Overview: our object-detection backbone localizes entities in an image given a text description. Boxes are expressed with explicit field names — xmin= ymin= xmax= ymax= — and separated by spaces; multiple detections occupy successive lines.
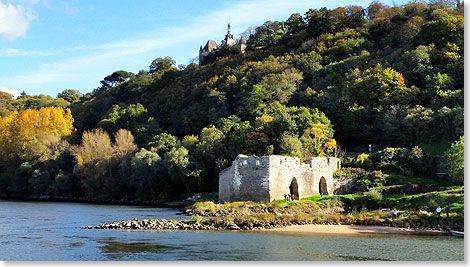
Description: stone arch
xmin=319 ymin=176 xmax=328 ymax=196
xmin=289 ymin=178 xmax=299 ymax=200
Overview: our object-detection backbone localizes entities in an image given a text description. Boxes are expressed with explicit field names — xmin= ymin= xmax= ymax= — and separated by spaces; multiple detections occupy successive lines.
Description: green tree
xmin=57 ymin=89 xmax=82 ymax=104
xmin=346 ymin=64 xmax=414 ymax=107
xmin=445 ymin=136 xmax=464 ymax=181
xmin=164 ymin=146 xmax=190 ymax=193
xmin=279 ymin=134 xmax=303 ymax=160
xmin=149 ymin=57 xmax=175 ymax=74
xmin=130 ymin=148 xmax=165 ymax=200
xmin=247 ymin=21 xmax=286 ymax=50
xmin=147 ymin=132 xmax=180 ymax=154
xmin=100 ymin=71 xmax=135 ymax=89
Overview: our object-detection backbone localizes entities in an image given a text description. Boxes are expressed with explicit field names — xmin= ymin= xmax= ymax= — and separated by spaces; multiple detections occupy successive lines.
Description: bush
xmin=333 ymin=167 xmax=366 ymax=178
xmin=445 ymin=136 xmax=464 ymax=182
xmin=369 ymin=147 xmax=436 ymax=177
xmin=364 ymin=188 xmax=382 ymax=202
xmin=334 ymin=167 xmax=385 ymax=191
xmin=355 ymin=153 xmax=370 ymax=166
xmin=356 ymin=170 xmax=385 ymax=191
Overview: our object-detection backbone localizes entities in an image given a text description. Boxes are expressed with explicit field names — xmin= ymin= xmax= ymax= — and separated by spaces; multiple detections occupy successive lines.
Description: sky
xmin=0 ymin=0 xmax=410 ymax=98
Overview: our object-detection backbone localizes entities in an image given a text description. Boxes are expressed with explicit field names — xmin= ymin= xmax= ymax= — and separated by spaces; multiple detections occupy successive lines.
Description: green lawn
xmin=297 ymin=186 xmax=464 ymax=213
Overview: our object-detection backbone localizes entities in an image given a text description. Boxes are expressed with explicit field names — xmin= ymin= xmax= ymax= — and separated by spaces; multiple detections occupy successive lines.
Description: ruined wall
xmin=219 ymin=155 xmax=270 ymax=202
xmin=268 ymin=156 xmax=340 ymax=201
xmin=219 ymin=155 xmax=341 ymax=202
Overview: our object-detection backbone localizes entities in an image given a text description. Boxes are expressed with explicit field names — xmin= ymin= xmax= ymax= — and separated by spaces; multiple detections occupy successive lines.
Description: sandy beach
xmin=260 ymin=224 xmax=447 ymax=236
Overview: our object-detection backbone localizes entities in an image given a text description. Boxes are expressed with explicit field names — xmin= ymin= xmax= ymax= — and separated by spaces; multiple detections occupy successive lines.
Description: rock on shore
xmin=81 ymin=217 xmax=279 ymax=231
xmin=82 ymin=218 xmax=229 ymax=231
xmin=82 ymin=218 xmax=453 ymax=233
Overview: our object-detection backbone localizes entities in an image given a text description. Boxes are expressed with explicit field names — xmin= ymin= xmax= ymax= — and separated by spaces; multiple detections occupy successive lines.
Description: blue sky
xmin=0 ymin=0 xmax=409 ymax=98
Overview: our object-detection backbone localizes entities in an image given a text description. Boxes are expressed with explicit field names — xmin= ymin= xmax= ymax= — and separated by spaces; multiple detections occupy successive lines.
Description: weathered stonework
xmin=219 ymin=154 xmax=341 ymax=202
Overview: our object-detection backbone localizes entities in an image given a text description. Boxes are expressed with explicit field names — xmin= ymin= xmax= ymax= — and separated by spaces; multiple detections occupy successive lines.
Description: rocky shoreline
xmin=82 ymin=218 xmax=264 ymax=231
xmin=81 ymin=217 xmax=449 ymax=233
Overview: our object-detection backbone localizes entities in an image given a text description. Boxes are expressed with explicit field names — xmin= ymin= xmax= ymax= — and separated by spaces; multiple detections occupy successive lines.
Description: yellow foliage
xmin=356 ymin=153 xmax=369 ymax=164
xmin=182 ymin=135 xmax=199 ymax=147
xmin=256 ymin=114 xmax=275 ymax=123
xmin=383 ymin=67 xmax=406 ymax=88
xmin=0 ymin=107 xmax=74 ymax=160
xmin=308 ymin=123 xmax=327 ymax=139
xmin=75 ymin=154 xmax=83 ymax=166
xmin=325 ymin=139 xmax=337 ymax=152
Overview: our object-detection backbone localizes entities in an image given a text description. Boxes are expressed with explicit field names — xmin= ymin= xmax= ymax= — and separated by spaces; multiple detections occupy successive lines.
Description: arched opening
xmin=289 ymin=178 xmax=299 ymax=200
xmin=319 ymin=177 xmax=328 ymax=196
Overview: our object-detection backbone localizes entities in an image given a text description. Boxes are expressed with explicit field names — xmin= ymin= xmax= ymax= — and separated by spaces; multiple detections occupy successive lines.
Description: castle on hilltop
xmin=199 ymin=22 xmax=246 ymax=65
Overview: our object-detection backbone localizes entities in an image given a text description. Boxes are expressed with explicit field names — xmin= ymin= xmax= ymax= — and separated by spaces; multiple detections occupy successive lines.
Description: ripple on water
xmin=69 ymin=242 xmax=84 ymax=247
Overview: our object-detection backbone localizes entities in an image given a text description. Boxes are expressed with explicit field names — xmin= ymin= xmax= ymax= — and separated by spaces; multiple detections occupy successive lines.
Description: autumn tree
xmin=0 ymin=107 xmax=74 ymax=162
xmin=114 ymin=129 xmax=138 ymax=159
xmin=72 ymin=129 xmax=114 ymax=195
xmin=345 ymin=64 xmax=414 ymax=107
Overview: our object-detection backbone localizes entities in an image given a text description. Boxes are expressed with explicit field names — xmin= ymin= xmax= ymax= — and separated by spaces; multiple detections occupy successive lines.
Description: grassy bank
xmin=185 ymin=186 xmax=464 ymax=231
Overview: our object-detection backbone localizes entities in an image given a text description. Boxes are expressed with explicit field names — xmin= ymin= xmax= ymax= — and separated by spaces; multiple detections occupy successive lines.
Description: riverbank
xmin=184 ymin=199 xmax=464 ymax=232
xmin=260 ymin=224 xmax=447 ymax=236
xmin=85 ymin=218 xmax=449 ymax=237
xmin=0 ymin=195 xmax=188 ymax=208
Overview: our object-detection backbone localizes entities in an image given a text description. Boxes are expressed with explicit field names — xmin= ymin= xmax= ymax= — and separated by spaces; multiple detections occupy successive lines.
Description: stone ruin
xmin=219 ymin=154 xmax=341 ymax=202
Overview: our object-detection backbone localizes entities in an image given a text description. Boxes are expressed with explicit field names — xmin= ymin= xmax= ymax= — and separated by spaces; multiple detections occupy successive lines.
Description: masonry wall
xmin=219 ymin=154 xmax=341 ymax=202
xmin=268 ymin=156 xmax=340 ymax=201
xmin=219 ymin=155 xmax=271 ymax=202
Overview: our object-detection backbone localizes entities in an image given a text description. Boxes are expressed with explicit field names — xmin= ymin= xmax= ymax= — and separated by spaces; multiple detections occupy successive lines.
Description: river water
xmin=0 ymin=200 xmax=464 ymax=261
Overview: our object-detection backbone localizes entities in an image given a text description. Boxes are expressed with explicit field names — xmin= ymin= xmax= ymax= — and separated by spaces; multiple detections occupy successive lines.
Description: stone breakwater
xmin=82 ymin=218 xmax=453 ymax=233
xmin=81 ymin=218 xmax=278 ymax=231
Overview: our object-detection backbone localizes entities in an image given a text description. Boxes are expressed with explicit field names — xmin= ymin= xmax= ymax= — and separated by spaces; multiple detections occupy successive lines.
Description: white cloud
xmin=0 ymin=47 xmax=52 ymax=56
xmin=0 ymin=1 xmax=36 ymax=41
xmin=0 ymin=86 xmax=20 ymax=98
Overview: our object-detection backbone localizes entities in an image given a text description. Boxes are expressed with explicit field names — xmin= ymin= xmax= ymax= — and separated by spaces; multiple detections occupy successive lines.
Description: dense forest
xmin=0 ymin=1 xmax=464 ymax=203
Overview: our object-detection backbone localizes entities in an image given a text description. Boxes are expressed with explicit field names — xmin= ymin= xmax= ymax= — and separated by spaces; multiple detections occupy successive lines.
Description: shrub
xmin=369 ymin=147 xmax=435 ymax=177
xmin=445 ymin=136 xmax=464 ymax=182
xmin=333 ymin=167 xmax=366 ymax=178
xmin=356 ymin=153 xmax=369 ymax=165
xmin=364 ymin=188 xmax=382 ymax=202
xmin=327 ymin=197 xmax=344 ymax=208
xmin=356 ymin=170 xmax=385 ymax=191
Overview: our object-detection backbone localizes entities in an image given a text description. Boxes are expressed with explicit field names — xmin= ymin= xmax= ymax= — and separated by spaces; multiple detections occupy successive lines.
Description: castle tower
xmin=227 ymin=22 xmax=232 ymax=36
xmin=199 ymin=21 xmax=244 ymax=65
xmin=223 ymin=22 xmax=236 ymax=46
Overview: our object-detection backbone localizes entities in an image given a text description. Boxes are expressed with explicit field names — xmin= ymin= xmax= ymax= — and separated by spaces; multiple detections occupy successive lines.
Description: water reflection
xmin=98 ymin=239 xmax=179 ymax=260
